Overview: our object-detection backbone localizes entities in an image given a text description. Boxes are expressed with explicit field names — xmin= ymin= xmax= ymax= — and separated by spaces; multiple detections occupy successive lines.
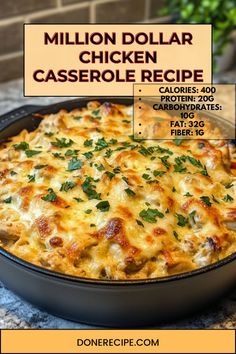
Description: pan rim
xmin=0 ymin=96 xmax=236 ymax=286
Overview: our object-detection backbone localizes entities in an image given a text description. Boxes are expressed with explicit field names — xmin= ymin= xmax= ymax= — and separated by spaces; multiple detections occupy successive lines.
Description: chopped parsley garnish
xmin=200 ymin=196 xmax=212 ymax=207
xmin=109 ymin=139 xmax=117 ymax=144
xmin=82 ymin=177 xmax=101 ymax=200
xmin=113 ymin=167 xmax=121 ymax=174
xmin=41 ymin=188 xmax=57 ymax=202
xmin=153 ymin=170 xmax=165 ymax=177
xmin=159 ymin=155 xmax=170 ymax=169
xmin=85 ymin=209 xmax=92 ymax=214
xmin=156 ymin=145 xmax=173 ymax=155
xmin=67 ymin=157 xmax=83 ymax=171
xmin=184 ymin=192 xmax=193 ymax=197
xmin=139 ymin=208 xmax=164 ymax=223
xmin=200 ymin=167 xmax=209 ymax=176
xmin=35 ymin=164 xmax=48 ymax=169
xmin=74 ymin=197 xmax=84 ymax=203
xmin=173 ymin=231 xmax=180 ymax=241
xmin=122 ymin=176 xmax=129 ymax=184
xmin=223 ymin=194 xmax=234 ymax=202
xmin=186 ymin=156 xmax=202 ymax=168
xmin=175 ymin=213 xmax=188 ymax=227
xmin=172 ymin=186 xmax=176 ymax=192
xmin=60 ymin=181 xmax=76 ymax=192
xmin=142 ymin=173 xmax=151 ymax=180
xmin=73 ymin=116 xmax=82 ymax=121
xmin=173 ymin=158 xmax=187 ymax=173
xmin=115 ymin=146 xmax=127 ymax=152
xmin=13 ymin=142 xmax=29 ymax=150
xmin=138 ymin=145 xmax=152 ymax=157
xmin=25 ymin=150 xmax=41 ymax=158
xmin=83 ymin=151 xmax=93 ymax=160
xmin=44 ymin=131 xmax=54 ymax=137
xmin=27 ymin=174 xmax=35 ymax=183
xmin=124 ymin=188 xmax=136 ymax=196
xmin=224 ymin=182 xmax=234 ymax=189
xmin=52 ymin=152 xmax=65 ymax=160
xmin=10 ymin=171 xmax=17 ymax=176
xmin=3 ymin=196 xmax=12 ymax=204
xmin=65 ymin=149 xmax=78 ymax=156
xmin=84 ymin=139 xmax=93 ymax=147
xmin=91 ymin=109 xmax=101 ymax=119
xmin=189 ymin=210 xmax=196 ymax=225
xmin=212 ymin=195 xmax=220 ymax=204
xmin=51 ymin=138 xmax=74 ymax=148
xmin=96 ymin=200 xmax=110 ymax=212
xmin=95 ymin=164 xmax=105 ymax=171
xmin=105 ymin=171 xmax=115 ymax=180
xmin=104 ymin=149 xmax=113 ymax=158
xmin=173 ymin=139 xmax=183 ymax=146
xmin=136 ymin=219 xmax=144 ymax=227
xmin=122 ymin=119 xmax=130 ymax=123
xmin=95 ymin=138 xmax=108 ymax=151
xmin=175 ymin=156 xmax=185 ymax=164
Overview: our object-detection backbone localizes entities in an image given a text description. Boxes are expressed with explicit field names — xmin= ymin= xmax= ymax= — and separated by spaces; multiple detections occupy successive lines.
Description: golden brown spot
xmin=127 ymin=174 xmax=141 ymax=185
xmin=0 ymin=169 xmax=9 ymax=179
xmin=96 ymin=217 xmax=133 ymax=250
xmin=51 ymin=196 xmax=67 ymax=208
xmin=35 ymin=216 xmax=51 ymax=238
xmin=167 ymin=197 xmax=174 ymax=208
xmin=19 ymin=186 xmax=33 ymax=211
xmin=162 ymin=250 xmax=174 ymax=265
xmin=18 ymin=160 xmax=34 ymax=169
xmin=145 ymin=235 xmax=154 ymax=243
xmin=231 ymin=162 xmax=236 ymax=169
xmin=19 ymin=185 xmax=33 ymax=196
xmin=44 ymin=165 xmax=57 ymax=173
xmin=153 ymin=227 xmax=166 ymax=236
xmin=66 ymin=242 xmax=81 ymax=261
xmin=128 ymin=246 xmax=140 ymax=257
xmin=152 ymin=184 xmax=164 ymax=192
xmin=115 ymin=151 xmax=139 ymax=164
xmin=117 ymin=205 xmax=133 ymax=218
xmin=195 ymin=187 xmax=203 ymax=193
xmin=226 ymin=208 xmax=236 ymax=219
xmin=104 ymin=217 xmax=123 ymax=239
xmin=49 ymin=236 xmax=63 ymax=247
xmin=52 ymin=212 xmax=67 ymax=232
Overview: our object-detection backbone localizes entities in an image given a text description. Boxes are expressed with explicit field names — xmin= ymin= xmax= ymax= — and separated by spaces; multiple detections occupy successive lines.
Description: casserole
xmin=0 ymin=97 xmax=235 ymax=326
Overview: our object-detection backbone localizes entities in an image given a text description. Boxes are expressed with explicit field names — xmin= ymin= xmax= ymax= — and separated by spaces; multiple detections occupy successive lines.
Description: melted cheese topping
xmin=0 ymin=101 xmax=235 ymax=280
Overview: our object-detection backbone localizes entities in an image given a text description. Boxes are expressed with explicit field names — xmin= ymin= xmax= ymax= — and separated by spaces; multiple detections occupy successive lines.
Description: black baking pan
xmin=0 ymin=97 xmax=235 ymax=327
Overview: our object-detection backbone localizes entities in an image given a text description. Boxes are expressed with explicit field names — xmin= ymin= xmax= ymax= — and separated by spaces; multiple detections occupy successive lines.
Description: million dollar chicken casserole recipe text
xmin=0 ymin=101 xmax=235 ymax=280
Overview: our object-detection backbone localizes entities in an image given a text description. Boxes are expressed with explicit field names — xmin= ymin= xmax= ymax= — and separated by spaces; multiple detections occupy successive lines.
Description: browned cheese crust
xmin=0 ymin=101 xmax=235 ymax=279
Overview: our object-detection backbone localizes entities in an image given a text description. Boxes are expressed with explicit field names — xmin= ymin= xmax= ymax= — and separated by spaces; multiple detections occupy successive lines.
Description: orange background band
xmin=1 ymin=329 xmax=235 ymax=353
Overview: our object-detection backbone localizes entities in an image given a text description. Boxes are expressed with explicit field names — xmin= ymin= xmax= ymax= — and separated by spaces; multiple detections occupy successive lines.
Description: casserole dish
xmin=0 ymin=97 xmax=235 ymax=327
